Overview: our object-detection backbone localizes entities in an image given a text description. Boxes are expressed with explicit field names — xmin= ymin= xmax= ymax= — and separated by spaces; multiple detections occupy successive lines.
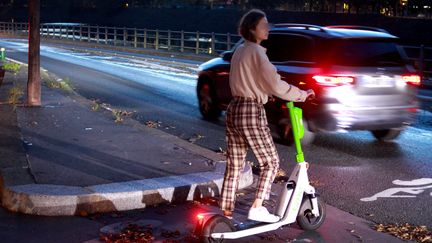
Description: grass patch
xmin=3 ymin=62 xmax=21 ymax=74
xmin=45 ymin=77 xmax=73 ymax=91
xmin=8 ymin=86 xmax=24 ymax=105
xmin=111 ymin=109 xmax=133 ymax=123
xmin=91 ymin=100 xmax=100 ymax=112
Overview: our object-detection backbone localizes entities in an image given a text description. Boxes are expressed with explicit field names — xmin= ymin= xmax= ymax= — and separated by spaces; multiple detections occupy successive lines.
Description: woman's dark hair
xmin=238 ymin=9 xmax=266 ymax=43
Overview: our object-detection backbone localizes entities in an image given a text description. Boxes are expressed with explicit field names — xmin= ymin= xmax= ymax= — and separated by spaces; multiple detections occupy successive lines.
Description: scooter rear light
xmin=313 ymin=75 xmax=355 ymax=87
xmin=402 ymin=75 xmax=421 ymax=86
xmin=197 ymin=214 xmax=204 ymax=220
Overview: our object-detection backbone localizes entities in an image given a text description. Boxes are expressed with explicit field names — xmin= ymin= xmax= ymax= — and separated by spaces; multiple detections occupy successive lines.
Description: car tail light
xmin=402 ymin=75 xmax=421 ymax=86
xmin=312 ymin=75 xmax=355 ymax=87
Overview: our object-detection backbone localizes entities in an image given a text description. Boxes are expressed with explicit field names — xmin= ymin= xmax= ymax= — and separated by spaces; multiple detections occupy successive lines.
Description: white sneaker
xmin=247 ymin=206 xmax=280 ymax=223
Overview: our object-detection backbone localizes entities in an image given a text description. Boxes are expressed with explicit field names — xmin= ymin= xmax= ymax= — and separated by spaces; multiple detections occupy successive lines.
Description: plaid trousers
xmin=220 ymin=97 xmax=280 ymax=212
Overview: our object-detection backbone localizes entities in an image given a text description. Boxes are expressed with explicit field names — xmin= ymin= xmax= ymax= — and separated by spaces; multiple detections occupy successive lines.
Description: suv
xmin=197 ymin=24 xmax=420 ymax=144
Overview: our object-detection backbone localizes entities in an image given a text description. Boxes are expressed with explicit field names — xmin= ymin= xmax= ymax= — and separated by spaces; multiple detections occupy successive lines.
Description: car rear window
xmin=262 ymin=34 xmax=315 ymax=63
xmin=328 ymin=39 xmax=407 ymax=67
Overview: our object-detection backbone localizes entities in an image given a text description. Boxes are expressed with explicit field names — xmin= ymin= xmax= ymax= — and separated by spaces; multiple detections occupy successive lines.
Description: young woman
xmin=220 ymin=9 xmax=315 ymax=223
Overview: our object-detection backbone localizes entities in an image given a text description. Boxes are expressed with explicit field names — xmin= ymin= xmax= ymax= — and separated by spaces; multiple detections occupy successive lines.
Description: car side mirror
xmin=221 ymin=51 xmax=233 ymax=62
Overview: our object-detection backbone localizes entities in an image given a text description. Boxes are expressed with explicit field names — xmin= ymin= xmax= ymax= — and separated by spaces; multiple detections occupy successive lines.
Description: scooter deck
xmin=234 ymin=220 xmax=268 ymax=231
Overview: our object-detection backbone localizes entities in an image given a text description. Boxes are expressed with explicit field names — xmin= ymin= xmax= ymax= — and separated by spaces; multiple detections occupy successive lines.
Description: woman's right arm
xmin=255 ymin=48 xmax=309 ymax=102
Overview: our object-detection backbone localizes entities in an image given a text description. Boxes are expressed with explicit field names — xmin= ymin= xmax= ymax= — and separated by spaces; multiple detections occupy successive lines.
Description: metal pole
xmin=87 ymin=26 xmax=91 ymax=42
xmin=105 ymin=27 xmax=108 ymax=44
xmin=96 ymin=26 xmax=100 ymax=44
xmin=143 ymin=29 xmax=147 ymax=48
xmin=72 ymin=26 xmax=75 ymax=41
xmin=211 ymin=32 xmax=215 ymax=54
xmin=168 ymin=30 xmax=171 ymax=50
xmin=181 ymin=30 xmax=184 ymax=52
xmin=155 ymin=29 xmax=159 ymax=50
xmin=419 ymin=45 xmax=425 ymax=83
xmin=196 ymin=31 xmax=200 ymax=54
xmin=134 ymin=28 xmax=137 ymax=48
xmin=28 ymin=0 xmax=41 ymax=106
xmin=123 ymin=27 xmax=127 ymax=46
xmin=114 ymin=27 xmax=117 ymax=46
xmin=227 ymin=33 xmax=231 ymax=50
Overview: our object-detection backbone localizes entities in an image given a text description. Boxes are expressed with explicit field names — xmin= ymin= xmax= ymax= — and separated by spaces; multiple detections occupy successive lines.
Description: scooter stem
xmin=287 ymin=102 xmax=304 ymax=163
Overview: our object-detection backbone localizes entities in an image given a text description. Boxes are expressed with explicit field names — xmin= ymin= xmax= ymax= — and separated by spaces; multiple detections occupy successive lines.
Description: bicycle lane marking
xmin=360 ymin=178 xmax=432 ymax=202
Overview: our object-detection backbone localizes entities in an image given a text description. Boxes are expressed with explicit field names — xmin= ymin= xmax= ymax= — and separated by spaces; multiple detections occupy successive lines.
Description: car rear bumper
xmin=312 ymin=104 xmax=418 ymax=132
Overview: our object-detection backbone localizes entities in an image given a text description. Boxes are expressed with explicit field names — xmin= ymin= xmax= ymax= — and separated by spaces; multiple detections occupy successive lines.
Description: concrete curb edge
xmin=1 ymin=161 xmax=253 ymax=216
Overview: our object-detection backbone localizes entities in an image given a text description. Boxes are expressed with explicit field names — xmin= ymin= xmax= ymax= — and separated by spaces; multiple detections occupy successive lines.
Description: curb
xmin=1 ymin=161 xmax=253 ymax=216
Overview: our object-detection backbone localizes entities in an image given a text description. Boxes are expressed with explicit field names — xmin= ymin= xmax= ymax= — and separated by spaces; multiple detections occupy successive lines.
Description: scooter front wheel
xmin=297 ymin=196 xmax=326 ymax=231
xmin=202 ymin=215 xmax=236 ymax=242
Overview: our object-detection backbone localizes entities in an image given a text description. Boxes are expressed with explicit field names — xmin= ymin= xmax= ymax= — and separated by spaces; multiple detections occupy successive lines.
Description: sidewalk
xmin=83 ymin=180 xmax=406 ymax=243
xmin=0 ymin=66 xmax=406 ymax=242
xmin=0 ymin=66 xmax=252 ymax=216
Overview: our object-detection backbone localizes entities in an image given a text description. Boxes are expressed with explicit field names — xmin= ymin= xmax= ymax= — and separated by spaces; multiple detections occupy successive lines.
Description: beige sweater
xmin=229 ymin=41 xmax=308 ymax=104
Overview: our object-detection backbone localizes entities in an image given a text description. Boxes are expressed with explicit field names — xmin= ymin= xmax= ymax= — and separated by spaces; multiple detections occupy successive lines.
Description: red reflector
xmin=402 ymin=75 xmax=421 ymax=86
xmin=216 ymin=72 xmax=229 ymax=76
xmin=313 ymin=75 xmax=354 ymax=86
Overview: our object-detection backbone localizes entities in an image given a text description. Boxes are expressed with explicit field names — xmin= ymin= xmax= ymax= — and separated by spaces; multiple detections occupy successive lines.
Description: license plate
xmin=360 ymin=75 xmax=394 ymax=87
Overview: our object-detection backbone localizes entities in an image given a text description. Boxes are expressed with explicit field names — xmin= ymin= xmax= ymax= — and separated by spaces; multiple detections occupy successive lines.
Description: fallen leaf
xmin=373 ymin=223 xmax=432 ymax=242
xmin=146 ymin=120 xmax=160 ymax=128
xmin=79 ymin=210 xmax=88 ymax=217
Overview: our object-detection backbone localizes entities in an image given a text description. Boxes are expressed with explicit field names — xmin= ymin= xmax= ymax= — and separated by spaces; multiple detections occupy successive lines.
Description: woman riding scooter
xmin=220 ymin=9 xmax=315 ymax=223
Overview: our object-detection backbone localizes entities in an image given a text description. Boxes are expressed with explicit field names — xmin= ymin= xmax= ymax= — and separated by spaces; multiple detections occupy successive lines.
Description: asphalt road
xmin=1 ymin=39 xmax=431 ymax=229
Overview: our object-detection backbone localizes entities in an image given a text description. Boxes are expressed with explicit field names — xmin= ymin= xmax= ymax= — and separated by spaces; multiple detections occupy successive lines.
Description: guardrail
xmin=0 ymin=22 xmax=242 ymax=56
xmin=0 ymin=21 xmax=431 ymax=87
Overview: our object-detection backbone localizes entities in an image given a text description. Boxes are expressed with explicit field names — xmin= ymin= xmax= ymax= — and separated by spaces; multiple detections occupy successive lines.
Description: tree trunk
xmin=28 ymin=0 xmax=41 ymax=106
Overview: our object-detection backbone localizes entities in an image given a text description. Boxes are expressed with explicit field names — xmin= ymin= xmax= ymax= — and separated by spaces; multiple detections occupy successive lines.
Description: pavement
xmin=0 ymin=64 xmax=252 ymax=216
xmin=0 ymin=62 xmax=408 ymax=242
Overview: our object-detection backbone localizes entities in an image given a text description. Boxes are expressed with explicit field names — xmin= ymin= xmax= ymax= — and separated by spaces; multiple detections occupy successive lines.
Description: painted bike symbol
xmin=360 ymin=178 xmax=432 ymax=202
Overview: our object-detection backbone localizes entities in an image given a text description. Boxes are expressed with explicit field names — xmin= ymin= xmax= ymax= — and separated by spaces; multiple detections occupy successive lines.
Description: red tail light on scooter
xmin=197 ymin=214 xmax=205 ymax=220
xmin=312 ymin=75 xmax=355 ymax=87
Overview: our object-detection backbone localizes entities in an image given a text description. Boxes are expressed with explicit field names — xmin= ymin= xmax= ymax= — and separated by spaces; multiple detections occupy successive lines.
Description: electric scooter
xmin=195 ymin=101 xmax=326 ymax=242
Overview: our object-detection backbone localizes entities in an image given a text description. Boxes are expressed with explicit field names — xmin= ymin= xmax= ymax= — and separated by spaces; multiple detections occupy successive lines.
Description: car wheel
xmin=371 ymin=128 xmax=403 ymax=141
xmin=197 ymin=79 xmax=221 ymax=120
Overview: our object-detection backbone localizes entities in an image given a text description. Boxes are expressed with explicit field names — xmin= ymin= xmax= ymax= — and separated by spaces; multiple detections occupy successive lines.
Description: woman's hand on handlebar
xmin=306 ymin=89 xmax=315 ymax=100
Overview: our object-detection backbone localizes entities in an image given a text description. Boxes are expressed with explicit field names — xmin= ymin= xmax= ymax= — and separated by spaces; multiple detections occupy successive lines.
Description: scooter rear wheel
xmin=201 ymin=215 xmax=235 ymax=242
xmin=297 ymin=196 xmax=326 ymax=231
